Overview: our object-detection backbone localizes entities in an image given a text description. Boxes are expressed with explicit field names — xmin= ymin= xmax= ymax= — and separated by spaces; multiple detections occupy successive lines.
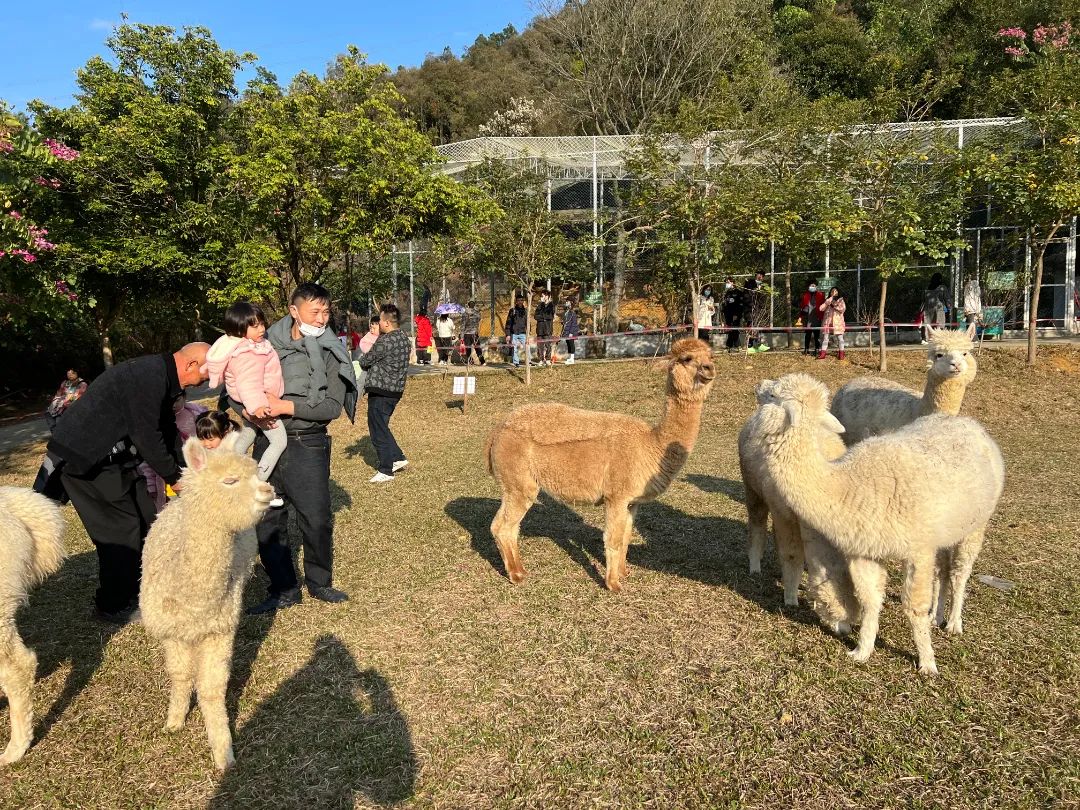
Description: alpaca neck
xmin=920 ymin=375 xmax=967 ymax=416
xmin=769 ymin=426 xmax=849 ymax=547
xmin=653 ymin=392 xmax=704 ymax=456
xmin=181 ymin=521 xmax=237 ymax=591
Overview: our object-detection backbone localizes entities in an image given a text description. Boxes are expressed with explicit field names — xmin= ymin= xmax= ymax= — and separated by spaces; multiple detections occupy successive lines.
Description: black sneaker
xmin=246 ymin=588 xmax=301 ymax=615
xmin=309 ymin=585 xmax=349 ymax=604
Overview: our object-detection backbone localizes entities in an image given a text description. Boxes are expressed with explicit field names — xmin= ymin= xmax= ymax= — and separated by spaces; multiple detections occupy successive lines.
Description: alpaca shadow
xmin=683 ymin=474 xmax=745 ymax=503
xmin=445 ymin=495 xmax=606 ymax=587
xmin=16 ymin=551 xmax=123 ymax=747
xmin=228 ymin=568 xmax=278 ymax=722
xmin=209 ymin=635 xmax=417 ymax=808
xmin=329 ymin=479 xmax=353 ymax=514
xmin=343 ymin=436 xmax=379 ymax=470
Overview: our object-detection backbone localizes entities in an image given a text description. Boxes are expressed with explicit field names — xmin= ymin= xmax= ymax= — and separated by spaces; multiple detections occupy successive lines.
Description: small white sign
xmin=452 ymin=376 xmax=476 ymax=395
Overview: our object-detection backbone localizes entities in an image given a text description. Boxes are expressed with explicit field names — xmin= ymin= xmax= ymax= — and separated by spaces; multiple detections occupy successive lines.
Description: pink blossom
xmin=8 ymin=210 xmax=22 ymax=220
xmin=34 ymin=176 xmax=62 ymax=189
xmin=0 ymin=141 xmax=13 ymax=153
xmin=998 ymin=27 xmax=1027 ymax=39
xmin=10 ymin=249 xmax=36 ymax=263
xmin=1005 ymin=46 xmax=1027 ymax=58
xmin=43 ymin=139 xmax=79 ymax=161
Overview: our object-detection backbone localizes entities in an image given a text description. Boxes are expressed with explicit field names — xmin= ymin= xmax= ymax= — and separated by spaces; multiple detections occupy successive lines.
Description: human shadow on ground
xmin=683 ymin=474 xmax=745 ymax=503
xmin=445 ymin=495 xmax=827 ymax=627
xmin=343 ymin=436 xmax=379 ymax=470
xmin=209 ymin=635 xmax=417 ymax=808
xmin=329 ymin=479 xmax=353 ymax=514
xmin=228 ymin=564 xmax=278 ymax=724
xmin=16 ymin=550 xmax=122 ymax=749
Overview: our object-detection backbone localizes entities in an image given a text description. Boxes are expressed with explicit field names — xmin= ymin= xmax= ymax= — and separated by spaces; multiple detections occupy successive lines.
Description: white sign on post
xmin=452 ymin=376 xmax=476 ymax=396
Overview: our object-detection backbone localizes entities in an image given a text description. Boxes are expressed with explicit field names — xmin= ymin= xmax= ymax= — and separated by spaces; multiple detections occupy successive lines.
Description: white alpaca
xmin=0 ymin=487 xmax=65 ymax=764
xmin=831 ymin=323 xmax=978 ymax=445
xmin=738 ymin=380 xmax=857 ymax=632
xmin=752 ymin=374 xmax=1004 ymax=674
xmin=140 ymin=433 xmax=274 ymax=769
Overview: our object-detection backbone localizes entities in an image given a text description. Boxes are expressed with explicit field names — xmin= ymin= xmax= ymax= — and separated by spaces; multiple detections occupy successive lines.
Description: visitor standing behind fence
xmin=561 ymin=299 xmax=580 ymax=364
xmin=695 ymin=285 xmax=715 ymax=342
xmin=506 ymin=297 xmax=528 ymax=367
xmin=414 ymin=312 xmax=433 ymax=365
xmin=963 ymin=275 xmax=983 ymax=326
xmin=462 ymin=300 xmax=485 ymax=365
xmin=360 ymin=304 xmax=411 ymax=484
xmin=799 ymin=280 xmax=826 ymax=356
xmin=744 ymin=272 xmax=771 ymax=353
xmin=535 ymin=290 xmax=555 ymax=366
xmin=45 ymin=369 xmax=88 ymax=431
xmin=435 ymin=313 xmax=455 ymax=366
xmin=920 ymin=272 xmax=948 ymax=343
xmin=205 ymin=302 xmax=287 ymax=506
xmin=819 ymin=287 xmax=847 ymax=360
xmin=721 ymin=277 xmax=744 ymax=352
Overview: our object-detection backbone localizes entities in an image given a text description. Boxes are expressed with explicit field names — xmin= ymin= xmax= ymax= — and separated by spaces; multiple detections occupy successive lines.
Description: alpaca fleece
xmin=0 ymin=487 xmax=65 ymax=765
xmin=486 ymin=338 xmax=715 ymax=592
xmin=754 ymin=373 xmax=1004 ymax=675
xmin=140 ymin=434 xmax=274 ymax=769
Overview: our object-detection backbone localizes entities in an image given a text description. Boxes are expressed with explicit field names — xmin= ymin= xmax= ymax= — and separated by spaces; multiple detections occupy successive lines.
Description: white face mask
xmin=809 ymin=286 xmax=817 ymax=292
xmin=297 ymin=319 xmax=326 ymax=338
xmin=724 ymin=283 xmax=733 ymax=290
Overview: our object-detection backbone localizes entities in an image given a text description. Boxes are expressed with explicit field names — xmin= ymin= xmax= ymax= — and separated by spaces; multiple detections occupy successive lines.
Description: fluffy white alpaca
xmin=140 ymin=432 xmax=274 ymax=769
xmin=831 ymin=323 xmax=978 ymax=445
xmin=753 ymin=374 xmax=1005 ymax=674
xmin=739 ymin=379 xmax=857 ymax=632
xmin=0 ymin=487 xmax=65 ymax=764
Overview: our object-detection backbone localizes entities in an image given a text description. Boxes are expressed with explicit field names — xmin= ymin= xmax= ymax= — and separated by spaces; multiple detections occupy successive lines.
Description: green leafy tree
xmin=970 ymin=23 xmax=1080 ymax=365
xmin=228 ymin=49 xmax=483 ymax=308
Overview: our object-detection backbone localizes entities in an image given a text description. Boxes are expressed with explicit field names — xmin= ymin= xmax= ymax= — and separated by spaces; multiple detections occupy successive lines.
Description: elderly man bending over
xmin=48 ymin=343 xmax=211 ymax=623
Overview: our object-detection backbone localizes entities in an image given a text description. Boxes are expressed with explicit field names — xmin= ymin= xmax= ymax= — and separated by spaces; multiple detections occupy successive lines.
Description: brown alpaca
xmin=486 ymin=338 xmax=715 ymax=591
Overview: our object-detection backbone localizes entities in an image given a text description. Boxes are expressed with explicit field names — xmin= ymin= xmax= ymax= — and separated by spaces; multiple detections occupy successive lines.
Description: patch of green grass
xmin=1 ymin=345 xmax=1078 ymax=808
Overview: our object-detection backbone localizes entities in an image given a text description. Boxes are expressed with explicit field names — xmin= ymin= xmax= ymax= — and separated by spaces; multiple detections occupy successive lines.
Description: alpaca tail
xmin=0 ymin=487 xmax=66 ymax=584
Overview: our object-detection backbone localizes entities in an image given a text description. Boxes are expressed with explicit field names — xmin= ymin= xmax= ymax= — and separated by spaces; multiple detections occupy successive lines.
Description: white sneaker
xmin=566 ymin=356 xmax=575 ymax=365
xmin=369 ymin=472 xmax=394 ymax=483
xmin=269 ymin=497 xmax=285 ymax=508
xmin=392 ymin=460 xmax=409 ymax=472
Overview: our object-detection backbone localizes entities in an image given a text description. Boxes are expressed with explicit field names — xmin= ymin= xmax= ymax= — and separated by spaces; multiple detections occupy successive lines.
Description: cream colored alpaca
xmin=739 ymin=380 xmax=857 ymax=631
xmin=752 ymin=374 xmax=1004 ymax=674
xmin=486 ymin=338 xmax=715 ymax=591
xmin=140 ymin=433 xmax=274 ymax=769
xmin=831 ymin=323 xmax=978 ymax=445
xmin=0 ymin=487 xmax=65 ymax=765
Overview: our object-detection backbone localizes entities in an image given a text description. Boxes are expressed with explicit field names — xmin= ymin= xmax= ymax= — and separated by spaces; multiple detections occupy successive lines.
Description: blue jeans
xmin=254 ymin=428 xmax=333 ymax=594
xmin=511 ymin=333 xmax=526 ymax=365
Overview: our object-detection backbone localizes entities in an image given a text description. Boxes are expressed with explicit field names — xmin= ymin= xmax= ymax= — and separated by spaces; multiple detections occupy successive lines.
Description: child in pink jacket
xmin=206 ymin=301 xmax=286 ymax=504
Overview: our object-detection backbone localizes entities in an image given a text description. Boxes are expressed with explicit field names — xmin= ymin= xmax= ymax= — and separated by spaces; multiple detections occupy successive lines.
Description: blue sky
xmin=1 ymin=0 xmax=536 ymax=112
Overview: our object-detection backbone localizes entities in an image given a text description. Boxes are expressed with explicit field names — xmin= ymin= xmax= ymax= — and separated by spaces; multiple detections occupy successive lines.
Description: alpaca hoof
xmin=848 ymin=647 xmax=873 ymax=664
xmin=748 ymin=561 xmax=762 ymax=574
xmin=783 ymin=594 xmax=800 ymax=607
xmin=832 ymin=621 xmax=851 ymax=636
xmin=918 ymin=661 xmax=939 ymax=676
xmin=507 ymin=570 xmax=526 ymax=584
xmin=605 ymin=577 xmax=623 ymax=593
xmin=0 ymin=739 xmax=30 ymax=766
xmin=212 ymin=747 xmax=235 ymax=771
xmin=163 ymin=721 xmax=184 ymax=733
xmin=944 ymin=619 xmax=963 ymax=636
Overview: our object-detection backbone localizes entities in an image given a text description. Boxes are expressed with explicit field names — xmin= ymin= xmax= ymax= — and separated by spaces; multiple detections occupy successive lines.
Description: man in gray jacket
xmin=237 ymin=283 xmax=358 ymax=614
xmin=359 ymin=303 xmax=411 ymax=483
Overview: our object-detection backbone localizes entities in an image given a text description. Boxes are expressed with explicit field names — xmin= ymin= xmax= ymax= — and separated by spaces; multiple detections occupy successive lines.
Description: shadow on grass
xmin=17 ymin=550 xmax=121 ymax=748
xmin=445 ymin=495 xmax=825 ymax=627
xmin=210 ymin=635 xmax=416 ymax=808
xmin=329 ymin=479 xmax=353 ymax=514
xmin=683 ymin=474 xmax=745 ymax=503
xmin=343 ymin=436 xmax=379 ymax=470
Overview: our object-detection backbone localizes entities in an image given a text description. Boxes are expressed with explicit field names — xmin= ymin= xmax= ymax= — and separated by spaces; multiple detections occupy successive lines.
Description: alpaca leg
xmin=774 ymin=516 xmax=804 ymax=607
xmin=945 ymin=530 xmax=985 ymax=636
xmin=603 ymin=504 xmax=632 ymax=593
xmin=163 ymin=638 xmax=195 ymax=731
xmin=932 ymin=547 xmax=953 ymax=628
xmin=848 ymin=557 xmax=887 ymax=663
xmin=490 ymin=490 xmax=534 ymax=585
xmin=803 ymin=529 xmax=856 ymax=635
xmin=620 ymin=505 xmax=638 ymax=580
xmin=0 ymin=634 xmax=37 ymax=765
xmin=744 ymin=482 xmax=769 ymax=574
xmin=194 ymin=634 xmax=236 ymax=770
xmin=903 ymin=553 xmax=939 ymax=675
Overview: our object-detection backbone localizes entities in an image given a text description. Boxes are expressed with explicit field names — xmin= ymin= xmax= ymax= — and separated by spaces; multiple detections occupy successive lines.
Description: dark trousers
xmin=463 ymin=333 xmax=485 ymax=364
xmin=537 ymin=330 xmax=553 ymax=361
xmin=435 ymin=336 xmax=452 ymax=362
xmin=724 ymin=314 xmax=743 ymax=350
xmin=62 ymin=462 xmax=157 ymax=613
xmin=804 ymin=325 xmax=821 ymax=353
xmin=564 ymin=336 xmax=577 ymax=356
xmin=254 ymin=428 xmax=333 ymax=594
xmin=367 ymin=394 xmax=405 ymax=476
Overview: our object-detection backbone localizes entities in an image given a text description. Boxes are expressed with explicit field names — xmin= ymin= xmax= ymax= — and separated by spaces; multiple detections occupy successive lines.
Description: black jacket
xmin=506 ymin=305 xmax=528 ymax=336
xmin=359 ymin=329 xmax=411 ymax=398
xmin=48 ymin=353 xmax=184 ymax=484
xmin=534 ymin=300 xmax=555 ymax=336
xmin=721 ymin=286 xmax=744 ymax=318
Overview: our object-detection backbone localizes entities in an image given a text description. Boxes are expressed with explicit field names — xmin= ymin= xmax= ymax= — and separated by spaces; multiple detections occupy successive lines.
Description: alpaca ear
xmin=219 ymin=430 xmax=243 ymax=453
xmin=782 ymin=399 xmax=801 ymax=428
xmin=966 ymin=321 xmax=977 ymax=339
xmin=819 ymin=411 xmax=846 ymax=434
xmin=755 ymin=379 xmax=776 ymax=403
xmin=182 ymin=436 xmax=208 ymax=471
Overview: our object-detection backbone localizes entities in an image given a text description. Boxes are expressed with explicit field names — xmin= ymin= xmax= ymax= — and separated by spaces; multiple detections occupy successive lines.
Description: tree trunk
xmin=1027 ymin=228 xmax=1058 ymax=366
xmin=784 ymin=256 xmax=793 ymax=343
xmin=606 ymin=227 xmax=627 ymax=333
xmin=100 ymin=328 xmax=114 ymax=368
xmin=525 ymin=288 xmax=533 ymax=386
xmin=878 ymin=279 xmax=888 ymax=372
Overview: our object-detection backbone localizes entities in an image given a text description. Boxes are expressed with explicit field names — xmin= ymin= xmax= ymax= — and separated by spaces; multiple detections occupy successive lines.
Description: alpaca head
xmin=666 ymin=338 xmax=716 ymax=401
xmin=926 ymin=323 xmax=977 ymax=384
xmin=179 ymin=432 xmax=275 ymax=532
xmin=751 ymin=373 xmax=845 ymax=437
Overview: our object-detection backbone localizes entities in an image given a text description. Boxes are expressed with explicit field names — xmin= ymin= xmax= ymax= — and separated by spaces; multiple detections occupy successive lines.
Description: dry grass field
xmin=0 ymin=343 xmax=1078 ymax=809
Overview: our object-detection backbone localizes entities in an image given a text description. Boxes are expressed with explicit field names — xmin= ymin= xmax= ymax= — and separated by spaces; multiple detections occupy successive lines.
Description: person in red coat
xmin=414 ymin=312 xmax=433 ymax=365
xmin=798 ymin=279 xmax=826 ymax=356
